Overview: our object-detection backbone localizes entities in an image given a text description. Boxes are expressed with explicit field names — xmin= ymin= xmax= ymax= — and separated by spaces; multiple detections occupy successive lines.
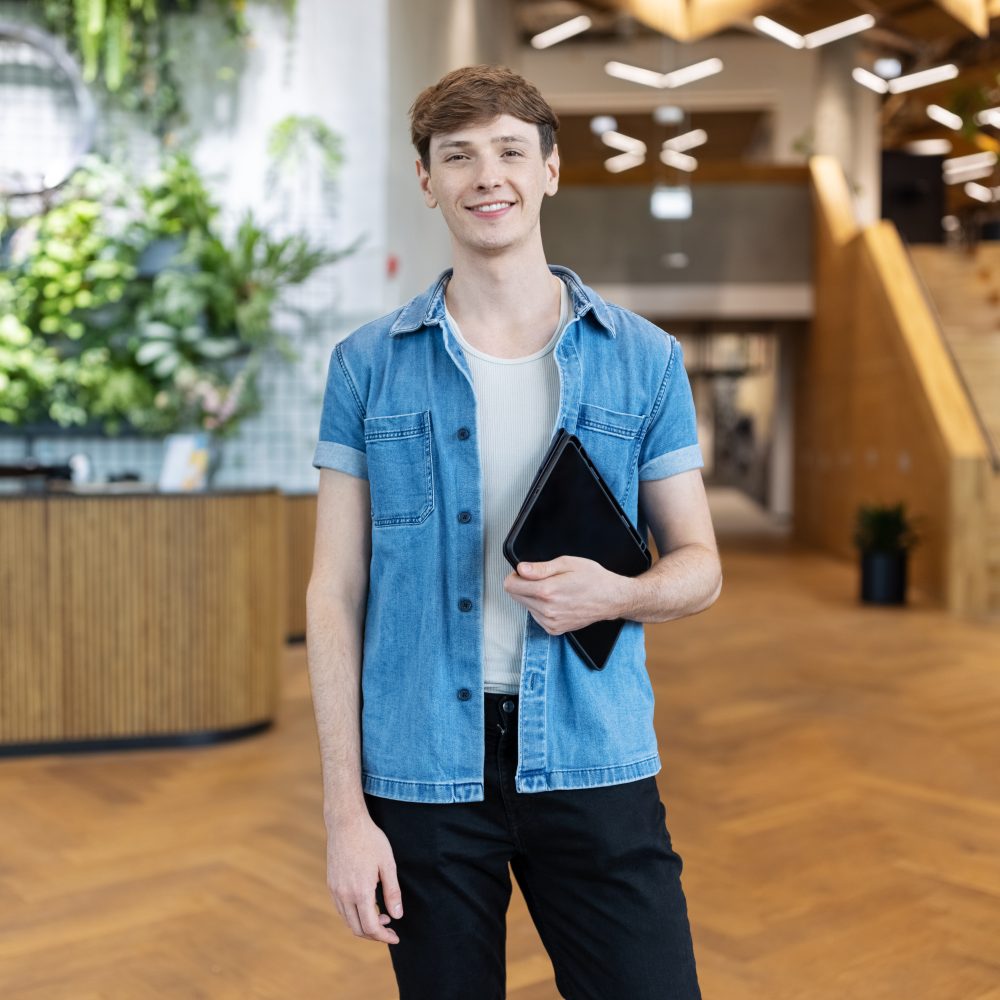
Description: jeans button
xmin=501 ymin=699 xmax=515 ymax=714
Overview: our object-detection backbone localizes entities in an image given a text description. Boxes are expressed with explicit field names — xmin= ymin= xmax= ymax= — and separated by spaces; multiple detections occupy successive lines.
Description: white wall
xmin=385 ymin=0 xmax=518 ymax=303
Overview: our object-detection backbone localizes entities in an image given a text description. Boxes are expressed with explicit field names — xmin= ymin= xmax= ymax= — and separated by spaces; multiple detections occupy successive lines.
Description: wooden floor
xmin=2 ymin=489 xmax=999 ymax=999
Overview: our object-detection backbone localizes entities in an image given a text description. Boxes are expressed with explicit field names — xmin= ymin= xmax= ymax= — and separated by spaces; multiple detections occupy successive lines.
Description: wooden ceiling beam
xmin=601 ymin=0 xmax=992 ymax=41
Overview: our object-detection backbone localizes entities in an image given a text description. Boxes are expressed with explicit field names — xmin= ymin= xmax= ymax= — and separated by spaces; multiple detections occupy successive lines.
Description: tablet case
xmin=502 ymin=428 xmax=652 ymax=671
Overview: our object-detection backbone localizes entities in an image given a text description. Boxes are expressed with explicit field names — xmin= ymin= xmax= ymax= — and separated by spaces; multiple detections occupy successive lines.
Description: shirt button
xmin=458 ymin=598 xmax=473 ymax=612
xmin=457 ymin=427 xmax=470 ymax=440
xmin=457 ymin=510 xmax=472 ymax=523
xmin=457 ymin=688 xmax=471 ymax=701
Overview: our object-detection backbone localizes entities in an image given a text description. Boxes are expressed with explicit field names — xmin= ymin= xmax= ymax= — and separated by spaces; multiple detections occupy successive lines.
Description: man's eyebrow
xmin=437 ymin=134 xmax=532 ymax=151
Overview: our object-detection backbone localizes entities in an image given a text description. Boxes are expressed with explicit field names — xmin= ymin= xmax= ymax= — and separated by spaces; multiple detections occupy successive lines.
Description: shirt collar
xmin=388 ymin=264 xmax=617 ymax=338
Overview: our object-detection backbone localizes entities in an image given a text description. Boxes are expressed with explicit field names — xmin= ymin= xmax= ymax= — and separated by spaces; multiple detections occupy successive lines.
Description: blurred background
xmin=1 ymin=1 xmax=999 ymax=998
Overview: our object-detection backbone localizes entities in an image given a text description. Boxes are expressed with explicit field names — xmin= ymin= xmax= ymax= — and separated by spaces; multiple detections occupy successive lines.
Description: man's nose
xmin=474 ymin=163 xmax=502 ymax=189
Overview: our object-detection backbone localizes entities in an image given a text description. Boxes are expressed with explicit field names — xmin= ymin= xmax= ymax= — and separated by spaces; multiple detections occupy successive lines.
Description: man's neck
xmin=443 ymin=243 xmax=562 ymax=342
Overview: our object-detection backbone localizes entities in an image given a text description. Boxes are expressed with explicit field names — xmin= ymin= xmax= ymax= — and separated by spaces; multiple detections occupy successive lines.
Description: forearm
xmin=305 ymin=591 xmax=368 ymax=828
xmin=615 ymin=542 xmax=722 ymax=624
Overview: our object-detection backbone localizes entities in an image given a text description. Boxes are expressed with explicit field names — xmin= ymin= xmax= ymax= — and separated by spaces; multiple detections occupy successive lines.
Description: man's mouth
xmin=466 ymin=201 xmax=515 ymax=218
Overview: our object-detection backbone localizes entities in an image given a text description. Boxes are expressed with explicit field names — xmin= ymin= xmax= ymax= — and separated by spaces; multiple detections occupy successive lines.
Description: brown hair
xmin=409 ymin=65 xmax=560 ymax=172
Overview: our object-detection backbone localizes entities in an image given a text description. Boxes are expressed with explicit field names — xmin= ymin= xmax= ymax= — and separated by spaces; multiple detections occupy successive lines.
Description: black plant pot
xmin=860 ymin=549 xmax=908 ymax=605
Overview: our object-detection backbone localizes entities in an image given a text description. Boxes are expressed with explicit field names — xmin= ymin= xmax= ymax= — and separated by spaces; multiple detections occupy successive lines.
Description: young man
xmin=307 ymin=65 xmax=720 ymax=1000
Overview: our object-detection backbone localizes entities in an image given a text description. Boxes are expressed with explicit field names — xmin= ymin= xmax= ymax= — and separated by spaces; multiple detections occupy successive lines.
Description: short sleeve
xmin=637 ymin=335 xmax=704 ymax=480
xmin=312 ymin=342 xmax=368 ymax=479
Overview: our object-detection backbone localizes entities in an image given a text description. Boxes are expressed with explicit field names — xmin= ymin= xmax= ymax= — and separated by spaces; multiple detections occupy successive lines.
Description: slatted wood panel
xmin=0 ymin=491 xmax=284 ymax=746
xmin=0 ymin=497 xmax=998 ymax=998
xmin=285 ymin=493 xmax=318 ymax=641
xmin=797 ymin=156 xmax=994 ymax=616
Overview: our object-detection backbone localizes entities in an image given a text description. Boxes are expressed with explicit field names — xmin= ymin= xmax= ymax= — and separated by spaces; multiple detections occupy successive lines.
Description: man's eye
xmin=445 ymin=154 xmax=467 ymax=162
xmin=503 ymin=150 xmax=523 ymax=157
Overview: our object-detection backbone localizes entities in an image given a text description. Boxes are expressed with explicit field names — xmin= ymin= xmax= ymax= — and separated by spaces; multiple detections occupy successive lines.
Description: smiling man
xmin=307 ymin=65 xmax=720 ymax=1000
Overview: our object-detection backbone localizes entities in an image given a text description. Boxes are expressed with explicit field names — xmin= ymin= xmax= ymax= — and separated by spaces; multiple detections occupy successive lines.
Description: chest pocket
xmin=363 ymin=410 xmax=435 ymax=526
xmin=575 ymin=402 xmax=645 ymax=505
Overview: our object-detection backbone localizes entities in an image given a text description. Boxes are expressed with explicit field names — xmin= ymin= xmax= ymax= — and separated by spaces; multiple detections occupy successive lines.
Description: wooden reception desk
xmin=0 ymin=488 xmax=285 ymax=754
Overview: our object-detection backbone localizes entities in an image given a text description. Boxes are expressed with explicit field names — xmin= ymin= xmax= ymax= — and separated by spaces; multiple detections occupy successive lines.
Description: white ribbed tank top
xmin=444 ymin=278 xmax=571 ymax=694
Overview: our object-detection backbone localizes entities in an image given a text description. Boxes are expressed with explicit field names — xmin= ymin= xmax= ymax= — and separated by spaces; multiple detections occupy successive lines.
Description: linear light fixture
xmin=852 ymin=67 xmax=888 ymax=93
xmin=904 ymin=139 xmax=953 ymax=155
xmin=604 ymin=151 xmax=646 ymax=173
xmin=601 ymin=130 xmax=647 ymax=154
xmin=530 ymin=15 xmax=591 ymax=49
xmin=964 ymin=182 xmax=995 ymax=202
xmin=974 ymin=106 xmax=1000 ymax=128
xmin=662 ymin=58 xmax=723 ymax=88
xmin=944 ymin=164 xmax=996 ymax=184
xmin=663 ymin=128 xmax=707 ymax=153
xmin=605 ymin=61 xmax=666 ymax=88
xmin=927 ymin=104 xmax=962 ymax=130
xmin=605 ymin=58 xmax=723 ymax=90
xmin=887 ymin=64 xmax=958 ymax=94
xmin=753 ymin=14 xmax=874 ymax=49
xmin=944 ymin=151 xmax=998 ymax=172
xmin=660 ymin=149 xmax=698 ymax=171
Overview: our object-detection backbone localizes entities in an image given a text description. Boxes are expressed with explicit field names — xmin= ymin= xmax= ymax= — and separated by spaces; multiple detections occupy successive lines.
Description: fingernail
xmin=392 ymin=904 xmax=403 ymax=917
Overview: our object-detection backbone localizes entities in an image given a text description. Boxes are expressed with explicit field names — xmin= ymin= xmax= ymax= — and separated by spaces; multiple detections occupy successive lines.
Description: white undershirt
xmin=444 ymin=279 xmax=571 ymax=694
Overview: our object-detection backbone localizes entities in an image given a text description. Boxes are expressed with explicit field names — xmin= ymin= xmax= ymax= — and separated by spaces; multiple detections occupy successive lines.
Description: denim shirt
xmin=313 ymin=264 xmax=703 ymax=803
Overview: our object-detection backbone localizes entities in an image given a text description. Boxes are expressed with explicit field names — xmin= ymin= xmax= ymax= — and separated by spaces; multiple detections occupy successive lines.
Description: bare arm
xmin=306 ymin=467 xmax=403 ymax=945
xmin=622 ymin=468 xmax=722 ymax=624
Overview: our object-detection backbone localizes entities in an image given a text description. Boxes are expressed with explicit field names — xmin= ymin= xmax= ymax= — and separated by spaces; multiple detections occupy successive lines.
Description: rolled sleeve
xmin=638 ymin=335 xmax=704 ymax=481
xmin=312 ymin=342 xmax=369 ymax=480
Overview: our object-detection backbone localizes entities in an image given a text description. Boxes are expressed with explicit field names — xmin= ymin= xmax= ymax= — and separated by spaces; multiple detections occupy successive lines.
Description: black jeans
xmin=364 ymin=692 xmax=702 ymax=1000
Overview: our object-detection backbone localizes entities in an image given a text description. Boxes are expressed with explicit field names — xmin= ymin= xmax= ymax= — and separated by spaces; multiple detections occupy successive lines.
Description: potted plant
xmin=852 ymin=502 xmax=920 ymax=605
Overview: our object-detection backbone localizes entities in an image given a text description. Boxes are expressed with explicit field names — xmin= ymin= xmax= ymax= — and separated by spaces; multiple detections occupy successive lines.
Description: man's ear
xmin=416 ymin=157 xmax=438 ymax=208
xmin=545 ymin=143 xmax=560 ymax=197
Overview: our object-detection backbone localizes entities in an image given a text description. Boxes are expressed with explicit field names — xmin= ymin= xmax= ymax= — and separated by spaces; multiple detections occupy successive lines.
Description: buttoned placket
xmin=434 ymin=290 xmax=587 ymax=796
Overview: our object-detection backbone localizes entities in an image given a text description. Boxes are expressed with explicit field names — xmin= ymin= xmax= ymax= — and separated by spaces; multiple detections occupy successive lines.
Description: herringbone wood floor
xmin=2 ymin=491 xmax=999 ymax=999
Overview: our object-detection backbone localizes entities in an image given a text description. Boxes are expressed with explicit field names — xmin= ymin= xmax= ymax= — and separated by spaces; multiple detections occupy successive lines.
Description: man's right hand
xmin=326 ymin=813 xmax=404 ymax=945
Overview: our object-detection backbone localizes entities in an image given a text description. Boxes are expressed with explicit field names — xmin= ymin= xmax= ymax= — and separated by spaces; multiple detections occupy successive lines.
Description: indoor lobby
xmin=2 ymin=1 xmax=1000 ymax=998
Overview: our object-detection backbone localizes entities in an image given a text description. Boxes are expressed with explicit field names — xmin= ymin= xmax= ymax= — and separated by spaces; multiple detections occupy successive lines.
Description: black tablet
xmin=503 ymin=429 xmax=651 ymax=671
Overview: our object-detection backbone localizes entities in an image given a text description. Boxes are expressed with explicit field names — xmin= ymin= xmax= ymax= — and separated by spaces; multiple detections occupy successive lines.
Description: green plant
xmin=40 ymin=0 xmax=297 ymax=137
xmin=0 ymin=149 xmax=357 ymax=437
xmin=852 ymin=503 xmax=920 ymax=553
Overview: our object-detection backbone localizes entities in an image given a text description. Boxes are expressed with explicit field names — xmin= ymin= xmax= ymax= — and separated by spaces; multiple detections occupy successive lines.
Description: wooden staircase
xmin=908 ymin=244 xmax=1000 ymax=615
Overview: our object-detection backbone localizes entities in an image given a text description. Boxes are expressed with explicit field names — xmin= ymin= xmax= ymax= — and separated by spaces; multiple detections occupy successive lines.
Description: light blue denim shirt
xmin=313 ymin=264 xmax=703 ymax=804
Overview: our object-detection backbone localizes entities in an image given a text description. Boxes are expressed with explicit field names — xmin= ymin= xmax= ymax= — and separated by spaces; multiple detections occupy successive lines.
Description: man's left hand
xmin=502 ymin=556 xmax=627 ymax=635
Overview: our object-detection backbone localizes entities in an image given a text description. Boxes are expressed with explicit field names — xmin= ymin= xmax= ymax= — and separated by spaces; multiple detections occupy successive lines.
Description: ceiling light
xmin=944 ymin=151 xmax=998 ymax=172
xmin=605 ymin=61 xmax=665 ymax=89
xmin=662 ymin=252 xmax=690 ymax=268
xmin=888 ymin=64 xmax=959 ymax=94
xmin=663 ymin=129 xmax=707 ymax=153
xmin=663 ymin=58 xmax=723 ymax=88
xmin=752 ymin=15 xmax=804 ymax=48
xmin=804 ymin=14 xmax=875 ymax=47
xmin=974 ymin=107 xmax=1000 ymax=128
xmin=604 ymin=151 xmax=646 ymax=173
xmin=944 ymin=164 xmax=996 ymax=184
xmin=904 ymin=139 xmax=952 ymax=155
xmin=874 ymin=58 xmax=902 ymax=79
xmin=941 ymin=215 xmax=959 ymax=231
xmin=964 ymin=182 xmax=994 ymax=202
xmin=653 ymin=105 xmax=684 ymax=125
xmin=589 ymin=115 xmax=618 ymax=136
xmin=601 ymin=130 xmax=646 ymax=154
xmin=651 ymin=186 xmax=692 ymax=219
xmin=530 ymin=15 xmax=591 ymax=49
xmin=927 ymin=104 xmax=962 ymax=130
xmin=852 ymin=67 xmax=889 ymax=93
xmin=660 ymin=149 xmax=698 ymax=172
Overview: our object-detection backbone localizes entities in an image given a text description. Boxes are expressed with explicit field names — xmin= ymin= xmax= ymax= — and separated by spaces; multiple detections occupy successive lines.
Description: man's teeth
xmin=472 ymin=202 xmax=511 ymax=213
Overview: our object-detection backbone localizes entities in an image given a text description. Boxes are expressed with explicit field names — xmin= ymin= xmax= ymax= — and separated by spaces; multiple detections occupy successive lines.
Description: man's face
xmin=416 ymin=113 xmax=559 ymax=255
